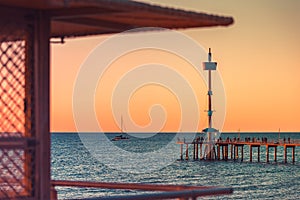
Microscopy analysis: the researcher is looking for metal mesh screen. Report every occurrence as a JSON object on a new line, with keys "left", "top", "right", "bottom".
{"left": 0, "top": 22, "right": 35, "bottom": 199}
{"left": 0, "top": 40, "right": 26, "bottom": 135}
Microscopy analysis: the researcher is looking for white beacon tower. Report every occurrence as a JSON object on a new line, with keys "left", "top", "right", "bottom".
{"left": 202, "top": 48, "right": 219, "bottom": 160}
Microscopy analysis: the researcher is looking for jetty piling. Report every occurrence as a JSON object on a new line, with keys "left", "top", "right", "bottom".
{"left": 185, "top": 144, "right": 189, "bottom": 160}
{"left": 180, "top": 144, "right": 183, "bottom": 160}
{"left": 193, "top": 143, "right": 196, "bottom": 160}
{"left": 217, "top": 145, "right": 220, "bottom": 160}
{"left": 196, "top": 143, "right": 199, "bottom": 160}
{"left": 200, "top": 143, "right": 203, "bottom": 159}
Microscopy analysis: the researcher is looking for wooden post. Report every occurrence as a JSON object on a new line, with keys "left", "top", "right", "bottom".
{"left": 234, "top": 146, "right": 236, "bottom": 160}
{"left": 193, "top": 143, "right": 195, "bottom": 160}
{"left": 241, "top": 145, "right": 244, "bottom": 162}
{"left": 232, "top": 145, "right": 235, "bottom": 160}
{"left": 221, "top": 146, "right": 224, "bottom": 160}
{"left": 217, "top": 145, "right": 220, "bottom": 160}
{"left": 185, "top": 144, "right": 189, "bottom": 160}
{"left": 230, "top": 144, "right": 233, "bottom": 160}
{"left": 196, "top": 143, "right": 199, "bottom": 160}
{"left": 50, "top": 185, "right": 58, "bottom": 200}
{"left": 235, "top": 145, "right": 239, "bottom": 160}
{"left": 200, "top": 143, "right": 202, "bottom": 159}
{"left": 213, "top": 146, "right": 217, "bottom": 160}
{"left": 266, "top": 145, "right": 269, "bottom": 163}
{"left": 274, "top": 146, "right": 277, "bottom": 162}
{"left": 257, "top": 146, "right": 260, "bottom": 162}
{"left": 225, "top": 145, "right": 228, "bottom": 160}
{"left": 292, "top": 146, "right": 295, "bottom": 163}
{"left": 34, "top": 12, "right": 51, "bottom": 200}
{"left": 284, "top": 145, "right": 287, "bottom": 163}
{"left": 250, "top": 145, "right": 252, "bottom": 162}
{"left": 180, "top": 144, "right": 183, "bottom": 160}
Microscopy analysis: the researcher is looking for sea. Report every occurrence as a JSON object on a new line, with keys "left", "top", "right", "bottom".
{"left": 51, "top": 132, "right": 300, "bottom": 199}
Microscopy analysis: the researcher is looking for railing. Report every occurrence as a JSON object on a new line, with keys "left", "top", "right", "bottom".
{"left": 177, "top": 138, "right": 300, "bottom": 145}
{"left": 51, "top": 180, "right": 233, "bottom": 200}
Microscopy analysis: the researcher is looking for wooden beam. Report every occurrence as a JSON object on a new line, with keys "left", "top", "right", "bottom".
{"left": 33, "top": 11, "right": 50, "bottom": 200}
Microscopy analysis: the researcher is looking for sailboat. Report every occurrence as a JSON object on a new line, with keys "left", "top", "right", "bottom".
{"left": 111, "top": 116, "right": 129, "bottom": 141}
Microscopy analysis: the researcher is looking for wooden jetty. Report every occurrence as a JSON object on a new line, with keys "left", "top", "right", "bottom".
{"left": 177, "top": 137, "right": 300, "bottom": 163}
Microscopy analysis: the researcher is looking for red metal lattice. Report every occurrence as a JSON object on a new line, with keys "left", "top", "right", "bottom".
{"left": 0, "top": 41, "right": 26, "bottom": 136}
{"left": 0, "top": 25, "right": 34, "bottom": 199}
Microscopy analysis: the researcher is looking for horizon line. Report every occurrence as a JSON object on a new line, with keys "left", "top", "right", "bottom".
{"left": 51, "top": 131, "right": 300, "bottom": 134}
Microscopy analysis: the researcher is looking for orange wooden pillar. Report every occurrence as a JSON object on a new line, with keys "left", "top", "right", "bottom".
{"left": 266, "top": 145, "right": 269, "bottom": 163}
{"left": 200, "top": 143, "right": 203, "bottom": 159}
{"left": 249, "top": 145, "right": 252, "bottom": 162}
{"left": 185, "top": 144, "right": 189, "bottom": 160}
{"left": 180, "top": 144, "right": 183, "bottom": 160}
{"left": 235, "top": 145, "right": 238, "bottom": 160}
{"left": 241, "top": 145, "right": 244, "bottom": 162}
{"left": 230, "top": 144, "right": 233, "bottom": 160}
{"left": 274, "top": 146, "right": 277, "bottom": 162}
{"left": 284, "top": 145, "right": 287, "bottom": 163}
{"left": 217, "top": 145, "right": 221, "bottom": 160}
{"left": 292, "top": 146, "right": 295, "bottom": 163}
{"left": 196, "top": 143, "right": 199, "bottom": 160}
{"left": 193, "top": 143, "right": 196, "bottom": 160}
{"left": 257, "top": 146, "right": 260, "bottom": 162}
{"left": 225, "top": 145, "right": 229, "bottom": 160}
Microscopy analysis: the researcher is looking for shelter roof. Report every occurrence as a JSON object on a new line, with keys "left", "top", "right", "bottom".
{"left": 0, "top": 0, "right": 234, "bottom": 38}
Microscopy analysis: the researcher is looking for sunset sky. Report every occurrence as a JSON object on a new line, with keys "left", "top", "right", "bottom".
{"left": 51, "top": 0, "right": 300, "bottom": 132}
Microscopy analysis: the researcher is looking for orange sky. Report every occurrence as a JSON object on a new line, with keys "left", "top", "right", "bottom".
{"left": 51, "top": 0, "right": 300, "bottom": 132}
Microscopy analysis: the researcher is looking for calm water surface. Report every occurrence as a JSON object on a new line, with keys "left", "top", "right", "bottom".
{"left": 51, "top": 132, "right": 300, "bottom": 199}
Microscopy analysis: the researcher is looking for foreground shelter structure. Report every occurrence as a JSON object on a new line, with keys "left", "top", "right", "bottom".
{"left": 0, "top": 0, "right": 233, "bottom": 199}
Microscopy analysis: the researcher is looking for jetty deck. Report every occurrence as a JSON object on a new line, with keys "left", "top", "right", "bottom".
{"left": 177, "top": 138, "right": 300, "bottom": 163}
